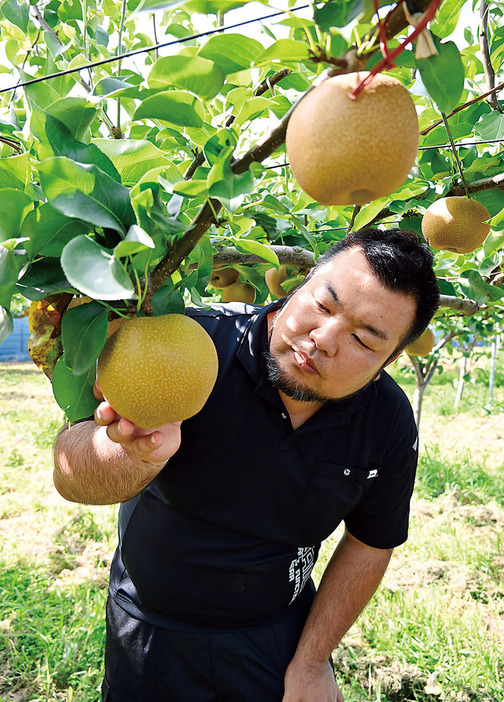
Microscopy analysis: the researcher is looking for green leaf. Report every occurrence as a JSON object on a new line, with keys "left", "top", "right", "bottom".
{"left": 152, "top": 286, "right": 185, "bottom": 315}
{"left": 458, "top": 270, "right": 504, "bottom": 304}
{"left": 198, "top": 34, "right": 263, "bottom": 73}
{"left": 92, "top": 138, "right": 178, "bottom": 187}
{"left": 314, "top": 0, "right": 364, "bottom": 31}
{"left": 61, "top": 301, "right": 108, "bottom": 375}
{"left": 0, "top": 246, "right": 18, "bottom": 286}
{"left": 94, "top": 77, "right": 135, "bottom": 97}
{"left": 229, "top": 237, "right": 280, "bottom": 267}
{"left": 148, "top": 55, "right": 225, "bottom": 100}
{"left": 46, "top": 98, "right": 98, "bottom": 141}
{"left": 203, "top": 129, "right": 236, "bottom": 166}
{"left": 52, "top": 356, "right": 99, "bottom": 422}
{"left": 184, "top": 0, "right": 249, "bottom": 13}
{"left": 17, "top": 257, "right": 72, "bottom": 300}
{"left": 0, "top": 189, "right": 33, "bottom": 243}
{"left": 254, "top": 39, "right": 310, "bottom": 66}
{"left": 430, "top": 0, "right": 465, "bottom": 39}
{"left": 0, "top": 152, "right": 30, "bottom": 190}
{"left": 45, "top": 115, "right": 121, "bottom": 182}
{"left": 172, "top": 179, "right": 209, "bottom": 198}
{"left": 21, "top": 204, "right": 90, "bottom": 258}
{"left": 133, "top": 90, "right": 205, "bottom": 128}
{"left": 114, "top": 225, "right": 155, "bottom": 257}
{"left": 2, "top": 0, "right": 29, "bottom": 32}
{"left": 234, "top": 96, "right": 273, "bottom": 125}
{"left": 44, "top": 29, "right": 67, "bottom": 58}
{"left": 136, "top": 0, "right": 185, "bottom": 11}
{"left": 416, "top": 39, "right": 465, "bottom": 114}
{"left": 0, "top": 306, "right": 13, "bottom": 345}
{"left": 61, "top": 235, "right": 136, "bottom": 300}
{"left": 474, "top": 112, "right": 504, "bottom": 141}
{"left": 352, "top": 197, "right": 389, "bottom": 229}
{"left": 38, "top": 157, "right": 136, "bottom": 235}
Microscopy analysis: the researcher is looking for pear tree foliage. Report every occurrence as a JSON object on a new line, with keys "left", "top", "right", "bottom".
{"left": 0, "top": 0, "right": 503, "bottom": 419}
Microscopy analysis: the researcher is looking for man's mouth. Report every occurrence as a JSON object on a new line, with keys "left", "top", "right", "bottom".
{"left": 293, "top": 348, "right": 320, "bottom": 375}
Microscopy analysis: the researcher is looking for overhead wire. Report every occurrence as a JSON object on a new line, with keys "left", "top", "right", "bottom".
{"left": 0, "top": 3, "right": 310, "bottom": 95}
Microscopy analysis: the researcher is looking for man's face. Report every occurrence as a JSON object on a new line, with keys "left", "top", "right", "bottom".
{"left": 267, "top": 247, "right": 417, "bottom": 403}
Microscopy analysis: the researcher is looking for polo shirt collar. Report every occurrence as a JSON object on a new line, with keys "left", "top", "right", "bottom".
{"left": 236, "top": 301, "right": 379, "bottom": 429}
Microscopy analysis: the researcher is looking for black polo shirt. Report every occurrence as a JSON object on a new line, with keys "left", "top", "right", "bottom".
{"left": 110, "top": 302, "right": 418, "bottom": 629}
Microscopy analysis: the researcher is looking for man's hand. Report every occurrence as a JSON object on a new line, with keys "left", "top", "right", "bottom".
{"left": 282, "top": 656, "right": 343, "bottom": 702}
{"left": 94, "top": 382, "right": 182, "bottom": 466}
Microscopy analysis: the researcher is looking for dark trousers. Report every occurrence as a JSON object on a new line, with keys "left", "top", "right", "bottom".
{"left": 102, "top": 590, "right": 315, "bottom": 702}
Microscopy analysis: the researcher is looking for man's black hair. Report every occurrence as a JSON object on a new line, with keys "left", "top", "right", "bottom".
{"left": 311, "top": 227, "right": 439, "bottom": 350}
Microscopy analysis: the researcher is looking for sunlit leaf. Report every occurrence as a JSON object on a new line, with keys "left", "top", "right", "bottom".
{"left": 45, "top": 115, "right": 121, "bottom": 181}
{"left": 46, "top": 98, "right": 98, "bottom": 141}
{"left": 254, "top": 39, "right": 310, "bottom": 66}
{"left": 474, "top": 112, "right": 504, "bottom": 141}
{"left": 148, "top": 55, "right": 225, "bottom": 100}
{"left": 38, "top": 157, "right": 136, "bottom": 235}
{"left": 230, "top": 237, "right": 279, "bottom": 266}
{"left": 133, "top": 90, "right": 206, "bottom": 128}
{"left": 198, "top": 33, "right": 263, "bottom": 73}
{"left": 114, "top": 225, "right": 155, "bottom": 257}
{"left": 2, "top": 0, "right": 29, "bottom": 32}
{"left": 416, "top": 39, "right": 464, "bottom": 114}
{"left": 0, "top": 152, "right": 30, "bottom": 190}
{"left": 61, "top": 235, "right": 136, "bottom": 300}
{"left": 458, "top": 270, "right": 504, "bottom": 303}
{"left": 0, "top": 189, "right": 33, "bottom": 243}
{"left": 92, "top": 138, "right": 177, "bottom": 186}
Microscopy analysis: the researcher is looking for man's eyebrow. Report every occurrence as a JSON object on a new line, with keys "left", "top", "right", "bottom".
{"left": 324, "top": 280, "right": 389, "bottom": 341}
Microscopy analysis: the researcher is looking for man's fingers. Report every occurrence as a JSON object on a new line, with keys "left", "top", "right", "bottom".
{"left": 94, "top": 401, "right": 117, "bottom": 426}
{"left": 106, "top": 417, "right": 136, "bottom": 444}
{"left": 93, "top": 380, "right": 104, "bottom": 401}
{"left": 132, "top": 432, "right": 162, "bottom": 457}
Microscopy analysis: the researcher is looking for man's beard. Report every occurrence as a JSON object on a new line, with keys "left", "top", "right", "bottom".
{"left": 265, "top": 350, "right": 378, "bottom": 405}
{"left": 265, "top": 351, "right": 334, "bottom": 403}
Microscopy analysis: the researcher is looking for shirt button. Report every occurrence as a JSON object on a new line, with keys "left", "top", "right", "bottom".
{"left": 281, "top": 412, "right": 287, "bottom": 419}
{"left": 344, "top": 469, "right": 351, "bottom": 476}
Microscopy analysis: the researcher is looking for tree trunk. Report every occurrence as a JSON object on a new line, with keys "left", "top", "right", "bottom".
{"left": 454, "top": 354, "right": 469, "bottom": 409}
{"left": 489, "top": 335, "right": 500, "bottom": 406}
{"left": 412, "top": 377, "right": 426, "bottom": 429}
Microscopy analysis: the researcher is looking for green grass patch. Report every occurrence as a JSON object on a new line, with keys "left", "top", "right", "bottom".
{"left": 0, "top": 362, "right": 503, "bottom": 701}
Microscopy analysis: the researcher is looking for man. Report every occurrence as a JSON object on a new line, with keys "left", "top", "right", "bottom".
{"left": 53, "top": 227, "right": 439, "bottom": 702}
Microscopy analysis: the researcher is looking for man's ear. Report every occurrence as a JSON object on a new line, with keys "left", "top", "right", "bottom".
{"left": 384, "top": 350, "right": 403, "bottom": 368}
{"left": 374, "top": 350, "right": 403, "bottom": 380}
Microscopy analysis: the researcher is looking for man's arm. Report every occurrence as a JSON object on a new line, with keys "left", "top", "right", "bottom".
{"left": 283, "top": 529, "right": 393, "bottom": 702}
{"left": 53, "top": 396, "right": 182, "bottom": 505}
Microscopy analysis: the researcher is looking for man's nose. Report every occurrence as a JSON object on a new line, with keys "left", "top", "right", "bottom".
{"left": 309, "top": 318, "right": 341, "bottom": 356}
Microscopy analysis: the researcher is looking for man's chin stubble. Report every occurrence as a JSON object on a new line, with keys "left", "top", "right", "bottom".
{"left": 265, "top": 351, "right": 334, "bottom": 404}
{"left": 264, "top": 351, "right": 377, "bottom": 405}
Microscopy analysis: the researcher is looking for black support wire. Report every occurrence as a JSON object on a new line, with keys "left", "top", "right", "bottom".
{"left": 1, "top": 3, "right": 310, "bottom": 95}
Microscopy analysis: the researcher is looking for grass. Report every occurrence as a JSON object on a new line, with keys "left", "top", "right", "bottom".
{"left": 0, "top": 359, "right": 503, "bottom": 701}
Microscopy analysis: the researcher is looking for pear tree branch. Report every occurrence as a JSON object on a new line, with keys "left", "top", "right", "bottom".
{"left": 212, "top": 249, "right": 482, "bottom": 316}
{"left": 147, "top": 0, "right": 444, "bottom": 301}
{"left": 364, "top": 171, "right": 504, "bottom": 227}
{"left": 480, "top": 1, "right": 502, "bottom": 112}
{"left": 213, "top": 245, "right": 315, "bottom": 273}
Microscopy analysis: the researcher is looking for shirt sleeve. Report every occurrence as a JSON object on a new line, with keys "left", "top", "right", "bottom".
{"left": 344, "top": 399, "right": 419, "bottom": 550}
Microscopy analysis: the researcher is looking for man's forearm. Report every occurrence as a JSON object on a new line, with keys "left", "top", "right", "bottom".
{"left": 295, "top": 530, "right": 392, "bottom": 663}
{"left": 53, "top": 421, "right": 165, "bottom": 505}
